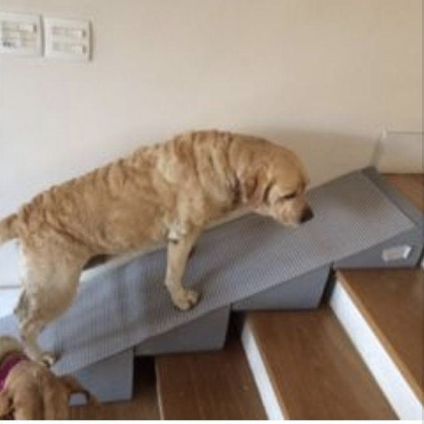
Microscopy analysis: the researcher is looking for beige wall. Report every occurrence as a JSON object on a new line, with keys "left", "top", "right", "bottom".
{"left": 0, "top": 0, "right": 422, "bottom": 290}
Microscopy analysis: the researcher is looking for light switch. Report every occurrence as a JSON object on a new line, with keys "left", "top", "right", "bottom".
{"left": 44, "top": 17, "right": 91, "bottom": 62}
{"left": 0, "top": 12, "right": 42, "bottom": 56}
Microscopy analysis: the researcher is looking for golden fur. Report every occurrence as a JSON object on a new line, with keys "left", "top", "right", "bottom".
{"left": 0, "top": 130, "right": 312, "bottom": 365}
{"left": 0, "top": 336, "right": 96, "bottom": 419}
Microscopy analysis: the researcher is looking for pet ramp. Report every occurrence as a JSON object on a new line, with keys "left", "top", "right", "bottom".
{"left": 0, "top": 167, "right": 422, "bottom": 403}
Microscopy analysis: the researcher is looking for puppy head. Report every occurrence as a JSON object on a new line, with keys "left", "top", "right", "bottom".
{"left": 240, "top": 146, "right": 313, "bottom": 228}
{"left": 0, "top": 337, "right": 22, "bottom": 360}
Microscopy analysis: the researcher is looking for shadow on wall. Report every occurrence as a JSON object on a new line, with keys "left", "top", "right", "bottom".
{"left": 0, "top": 127, "right": 376, "bottom": 213}
{"left": 236, "top": 128, "right": 376, "bottom": 187}
{"left": 4, "top": 127, "right": 376, "bottom": 198}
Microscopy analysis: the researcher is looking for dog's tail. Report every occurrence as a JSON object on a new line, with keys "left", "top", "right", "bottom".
{"left": 0, "top": 214, "right": 19, "bottom": 245}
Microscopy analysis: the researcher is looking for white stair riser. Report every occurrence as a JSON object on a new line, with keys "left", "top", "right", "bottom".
{"left": 241, "top": 322, "right": 285, "bottom": 420}
{"left": 330, "top": 281, "right": 423, "bottom": 419}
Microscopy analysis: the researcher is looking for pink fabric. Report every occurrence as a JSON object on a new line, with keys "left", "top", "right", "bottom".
{"left": 0, "top": 353, "right": 26, "bottom": 392}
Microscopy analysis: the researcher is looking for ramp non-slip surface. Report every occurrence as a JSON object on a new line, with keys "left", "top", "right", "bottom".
{"left": 0, "top": 169, "right": 420, "bottom": 375}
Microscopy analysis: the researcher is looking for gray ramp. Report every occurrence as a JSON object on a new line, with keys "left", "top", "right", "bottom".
{"left": 135, "top": 306, "right": 230, "bottom": 356}
{"left": 334, "top": 168, "right": 423, "bottom": 268}
{"left": 0, "top": 168, "right": 420, "bottom": 378}
{"left": 233, "top": 265, "right": 331, "bottom": 311}
{"left": 70, "top": 348, "right": 134, "bottom": 405}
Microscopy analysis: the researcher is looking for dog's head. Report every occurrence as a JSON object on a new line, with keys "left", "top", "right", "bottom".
{"left": 0, "top": 336, "right": 22, "bottom": 360}
{"left": 238, "top": 143, "right": 313, "bottom": 228}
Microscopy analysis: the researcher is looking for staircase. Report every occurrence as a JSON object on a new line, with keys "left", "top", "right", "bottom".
{"left": 155, "top": 328, "right": 266, "bottom": 420}
{"left": 71, "top": 174, "right": 423, "bottom": 420}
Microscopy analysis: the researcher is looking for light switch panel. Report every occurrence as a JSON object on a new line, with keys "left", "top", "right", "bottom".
{"left": 44, "top": 17, "right": 91, "bottom": 62}
{"left": 0, "top": 12, "right": 42, "bottom": 56}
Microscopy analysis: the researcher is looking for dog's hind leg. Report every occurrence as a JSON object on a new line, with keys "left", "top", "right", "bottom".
{"left": 19, "top": 318, "right": 56, "bottom": 367}
{"left": 17, "top": 246, "right": 85, "bottom": 366}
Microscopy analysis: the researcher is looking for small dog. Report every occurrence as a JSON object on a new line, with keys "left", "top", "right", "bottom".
{"left": 0, "top": 336, "right": 96, "bottom": 419}
{"left": 0, "top": 130, "right": 313, "bottom": 365}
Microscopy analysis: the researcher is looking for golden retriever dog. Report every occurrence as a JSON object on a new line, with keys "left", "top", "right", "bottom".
{"left": 0, "top": 130, "right": 313, "bottom": 365}
{"left": 0, "top": 336, "right": 96, "bottom": 419}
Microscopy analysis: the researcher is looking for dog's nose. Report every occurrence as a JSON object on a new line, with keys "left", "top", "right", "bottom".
{"left": 300, "top": 207, "right": 314, "bottom": 224}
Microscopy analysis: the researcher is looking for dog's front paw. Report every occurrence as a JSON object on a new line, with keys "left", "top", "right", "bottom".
{"left": 39, "top": 351, "right": 57, "bottom": 368}
{"left": 172, "top": 289, "right": 200, "bottom": 311}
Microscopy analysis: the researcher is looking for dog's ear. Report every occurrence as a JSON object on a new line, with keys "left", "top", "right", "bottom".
{"left": 0, "top": 390, "right": 13, "bottom": 418}
{"left": 240, "top": 169, "right": 270, "bottom": 208}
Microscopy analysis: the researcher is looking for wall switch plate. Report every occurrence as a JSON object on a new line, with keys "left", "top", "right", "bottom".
{"left": 0, "top": 12, "right": 42, "bottom": 56}
{"left": 44, "top": 17, "right": 91, "bottom": 62}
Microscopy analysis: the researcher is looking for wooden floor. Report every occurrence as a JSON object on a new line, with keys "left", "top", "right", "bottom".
{"left": 384, "top": 174, "right": 424, "bottom": 212}
{"left": 247, "top": 308, "right": 396, "bottom": 419}
{"left": 156, "top": 333, "right": 266, "bottom": 420}
{"left": 70, "top": 358, "right": 160, "bottom": 420}
{"left": 338, "top": 270, "right": 424, "bottom": 403}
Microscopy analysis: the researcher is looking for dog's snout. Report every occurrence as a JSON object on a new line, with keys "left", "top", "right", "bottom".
{"left": 300, "top": 207, "right": 314, "bottom": 224}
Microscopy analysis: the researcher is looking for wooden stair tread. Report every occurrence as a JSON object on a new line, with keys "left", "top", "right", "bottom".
{"left": 71, "top": 358, "right": 160, "bottom": 419}
{"left": 247, "top": 308, "right": 397, "bottom": 419}
{"left": 384, "top": 174, "right": 424, "bottom": 213}
{"left": 338, "top": 269, "right": 424, "bottom": 402}
{"left": 156, "top": 335, "right": 266, "bottom": 420}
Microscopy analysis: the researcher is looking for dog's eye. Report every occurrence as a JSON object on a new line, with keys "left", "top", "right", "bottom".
{"left": 281, "top": 192, "right": 297, "bottom": 201}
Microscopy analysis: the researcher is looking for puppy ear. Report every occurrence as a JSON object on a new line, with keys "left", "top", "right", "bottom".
{"left": 0, "top": 390, "right": 13, "bottom": 418}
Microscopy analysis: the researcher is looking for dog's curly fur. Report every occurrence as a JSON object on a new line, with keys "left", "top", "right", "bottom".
{"left": 0, "top": 130, "right": 312, "bottom": 365}
{"left": 0, "top": 336, "right": 96, "bottom": 419}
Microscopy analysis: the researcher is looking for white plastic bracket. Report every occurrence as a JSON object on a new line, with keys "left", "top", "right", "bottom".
{"left": 382, "top": 245, "right": 412, "bottom": 262}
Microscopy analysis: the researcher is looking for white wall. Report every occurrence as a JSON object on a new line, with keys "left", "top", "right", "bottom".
{"left": 0, "top": 0, "right": 422, "bottom": 297}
